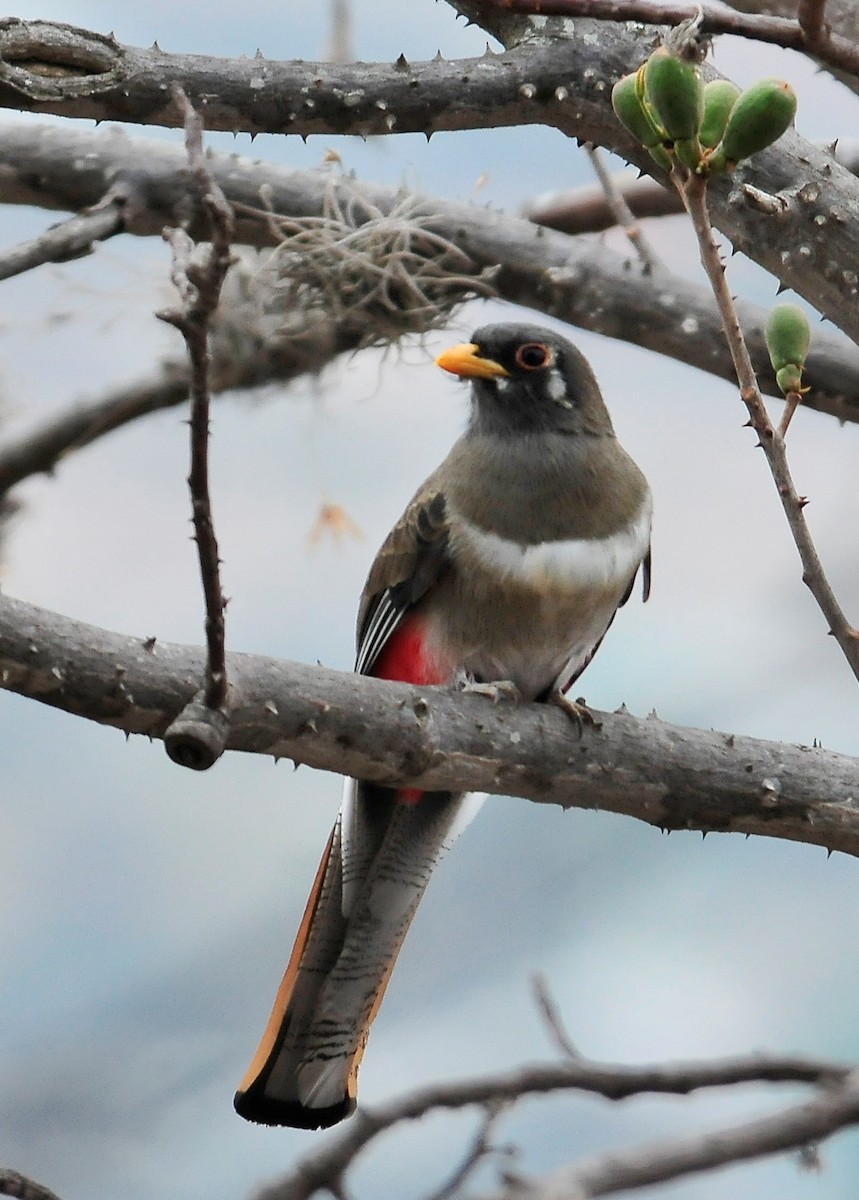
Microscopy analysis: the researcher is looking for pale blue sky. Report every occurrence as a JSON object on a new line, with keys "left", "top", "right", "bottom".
{"left": 1, "top": 5, "right": 858, "bottom": 1200}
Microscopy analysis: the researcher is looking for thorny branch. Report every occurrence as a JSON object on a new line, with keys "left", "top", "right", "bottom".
{"left": 488, "top": 0, "right": 859, "bottom": 77}
{"left": 676, "top": 170, "right": 859, "bottom": 683}
{"left": 0, "top": 124, "right": 856, "bottom": 447}
{"left": 3, "top": 590, "right": 859, "bottom": 858}
{"left": 157, "top": 87, "right": 235, "bottom": 763}
{"left": 1, "top": 18, "right": 859, "bottom": 350}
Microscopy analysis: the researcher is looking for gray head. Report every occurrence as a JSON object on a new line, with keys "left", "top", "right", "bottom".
{"left": 436, "top": 323, "right": 614, "bottom": 438}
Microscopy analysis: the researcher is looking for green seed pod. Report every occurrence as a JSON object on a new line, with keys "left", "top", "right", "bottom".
{"left": 765, "top": 303, "right": 811, "bottom": 372}
{"left": 643, "top": 47, "right": 704, "bottom": 142}
{"left": 612, "top": 71, "right": 666, "bottom": 148}
{"left": 718, "top": 79, "right": 797, "bottom": 165}
{"left": 699, "top": 80, "right": 741, "bottom": 148}
{"left": 611, "top": 71, "right": 674, "bottom": 169}
{"left": 776, "top": 364, "right": 804, "bottom": 394}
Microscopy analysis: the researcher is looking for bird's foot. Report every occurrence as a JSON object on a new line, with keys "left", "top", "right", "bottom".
{"left": 548, "top": 690, "right": 602, "bottom": 735}
{"left": 457, "top": 675, "right": 523, "bottom": 705}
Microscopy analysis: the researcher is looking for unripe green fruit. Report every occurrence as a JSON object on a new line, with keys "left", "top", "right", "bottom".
{"left": 611, "top": 71, "right": 674, "bottom": 169}
{"left": 643, "top": 47, "right": 703, "bottom": 142}
{"left": 765, "top": 303, "right": 811, "bottom": 372}
{"left": 699, "top": 80, "right": 740, "bottom": 149}
{"left": 612, "top": 72, "right": 665, "bottom": 147}
{"left": 718, "top": 78, "right": 797, "bottom": 165}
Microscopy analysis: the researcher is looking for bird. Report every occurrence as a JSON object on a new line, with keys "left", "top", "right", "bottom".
{"left": 233, "top": 322, "right": 652, "bottom": 1129}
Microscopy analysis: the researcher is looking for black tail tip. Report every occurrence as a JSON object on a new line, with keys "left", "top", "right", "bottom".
{"left": 233, "top": 1087, "right": 356, "bottom": 1130}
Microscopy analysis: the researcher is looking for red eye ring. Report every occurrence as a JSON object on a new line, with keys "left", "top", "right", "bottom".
{"left": 514, "top": 342, "right": 552, "bottom": 371}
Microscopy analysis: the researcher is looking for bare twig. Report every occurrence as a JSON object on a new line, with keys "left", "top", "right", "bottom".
{"left": 583, "top": 145, "right": 662, "bottom": 272}
{"left": 798, "top": 0, "right": 829, "bottom": 49}
{"left": 493, "top": 1067, "right": 859, "bottom": 1198}
{"left": 532, "top": 973, "right": 581, "bottom": 1060}
{"left": 523, "top": 177, "right": 680, "bottom": 233}
{"left": 486, "top": 0, "right": 859, "bottom": 78}
{"left": 677, "top": 170, "right": 859, "bottom": 681}
{"left": 158, "top": 87, "right": 235, "bottom": 764}
{"left": 0, "top": 199, "right": 123, "bottom": 282}
{"left": 778, "top": 388, "right": 803, "bottom": 437}
{"left": 252, "top": 1052, "right": 852, "bottom": 1200}
{"left": 423, "top": 1105, "right": 511, "bottom": 1200}
{"left": 0, "top": 309, "right": 368, "bottom": 501}
{"left": 0, "top": 368, "right": 191, "bottom": 497}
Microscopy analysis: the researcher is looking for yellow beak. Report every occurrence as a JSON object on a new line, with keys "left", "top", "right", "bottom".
{"left": 435, "top": 342, "right": 511, "bottom": 380}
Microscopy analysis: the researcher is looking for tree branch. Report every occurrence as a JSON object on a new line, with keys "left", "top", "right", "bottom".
{"left": 524, "top": 137, "right": 859, "bottom": 230}
{"left": 251, "top": 1052, "right": 853, "bottom": 1200}
{"left": 486, "top": 0, "right": 859, "bottom": 77}
{"left": 724, "top": 0, "right": 859, "bottom": 96}
{"left": 492, "top": 1069, "right": 859, "bottom": 1197}
{"left": 0, "top": 1169, "right": 63, "bottom": 1200}
{"left": 0, "top": 123, "right": 857, "bottom": 435}
{"left": 0, "top": 316, "right": 364, "bottom": 499}
{"left": 798, "top": 0, "right": 830, "bottom": 50}
{"left": 156, "top": 87, "right": 235, "bottom": 756}
{"left": 583, "top": 143, "right": 662, "bottom": 272}
{"left": 2, "top": 590, "right": 859, "bottom": 856}
{"left": 0, "top": 197, "right": 124, "bottom": 281}
{"left": 2, "top": 19, "right": 859, "bottom": 348}
{"left": 678, "top": 172, "right": 859, "bottom": 681}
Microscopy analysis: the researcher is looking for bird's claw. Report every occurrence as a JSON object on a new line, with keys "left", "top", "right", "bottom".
{"left": 457, "top": 676, "right": 523, "bottom": 705}
{"left": 548, "top": 691, "right": 601, "bottom": 735}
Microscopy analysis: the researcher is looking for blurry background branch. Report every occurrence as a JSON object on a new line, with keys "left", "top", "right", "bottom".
{"left": 523, "top": 137, "right": 859, "bottom": 231}
{"left": 255, "top": 1050, "right": 858, "bottom": 1200}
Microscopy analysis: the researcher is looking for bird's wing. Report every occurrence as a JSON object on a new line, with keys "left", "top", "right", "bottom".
{"left": 355, "top": 486, "right": 450, "bottom": 675}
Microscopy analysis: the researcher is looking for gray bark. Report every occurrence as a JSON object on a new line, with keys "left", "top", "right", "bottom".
{"left": 0, "top": 122, "right": 857, "bottom": 435}
{"left": 0, "top": 18, "right": 857, "bottom": 345}
{"left": 2, "top": 590, "right": 858, "bottom": 857}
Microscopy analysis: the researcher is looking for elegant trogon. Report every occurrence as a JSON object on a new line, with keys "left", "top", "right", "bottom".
{"left": 234, "top": 323, "right": 652, "bottom": 1129}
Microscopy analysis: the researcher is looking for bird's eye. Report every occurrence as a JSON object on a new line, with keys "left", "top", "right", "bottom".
{"left": 514, "top": 342, "right": 553, "bottom": 371}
